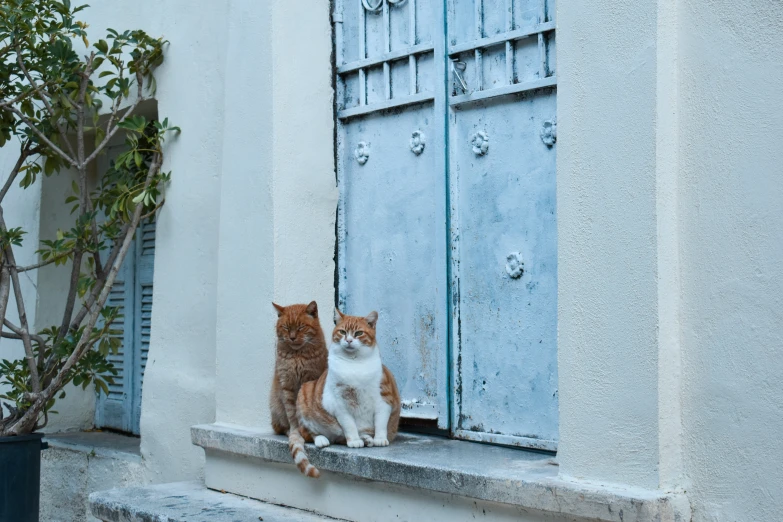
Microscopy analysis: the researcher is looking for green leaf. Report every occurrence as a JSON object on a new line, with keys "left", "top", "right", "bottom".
{"left": 44, "top": 156, "right": 58, "bottom": 176}
{"left": 96, "top": 379, "right": 109, "bottom": 397}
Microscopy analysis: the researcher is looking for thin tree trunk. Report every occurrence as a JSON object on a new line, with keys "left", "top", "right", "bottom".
{"left": 0, "top": 266, "right": 10, "bottom": 348}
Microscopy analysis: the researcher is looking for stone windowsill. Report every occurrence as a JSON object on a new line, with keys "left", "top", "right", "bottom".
{"left": 44, "top": 430, "right": 141, "bottom": 462}
{"left": 191, "top": 423, "right": 690, "bottom": 522}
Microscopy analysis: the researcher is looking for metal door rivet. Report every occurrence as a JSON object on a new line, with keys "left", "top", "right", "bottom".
{"left": 410, "top": 130, "right": 426, "bottom": 155}
{"left": 355, "top": 141, "right": 370, "bottom": 165}
{"left": 541, "top": 119, "right": 556, "bottom": 147}
{"left": 471, "top": 131, "right": 489, "bottom": 156}
{"left": 505, "top": 252, "right": 524, "bottom": 279}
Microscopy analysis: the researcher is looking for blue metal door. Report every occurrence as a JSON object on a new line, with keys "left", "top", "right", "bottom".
{"left": 335, "top": 0, "right": 557, "bottom": 449}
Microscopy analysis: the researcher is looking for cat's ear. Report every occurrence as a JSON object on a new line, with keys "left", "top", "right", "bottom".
{"left": 305, "top": 301, "right": 318, "bottom": 318}
{"left": 334, "top": 308, "right": 345, "bottom": 324}
{"left": 365, "top": 311, "right": 378, "bottom": 329}
{"left": 272, "top": 302, "right": 285, "bottom": 317}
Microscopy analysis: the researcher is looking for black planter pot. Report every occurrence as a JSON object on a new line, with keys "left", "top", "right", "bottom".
{"left": 0, "top": 433, "right": 48, "bottom": 522}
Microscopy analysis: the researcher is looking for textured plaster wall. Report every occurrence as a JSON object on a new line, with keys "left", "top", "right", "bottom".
{"left": 678, "top": 1, "right": 783, "bottom": 520}
{"left": 214, "top": 0, "right": 337, "bottom": 427}
{"left": 556, "top": 0, "right": 661, "bottom": 489}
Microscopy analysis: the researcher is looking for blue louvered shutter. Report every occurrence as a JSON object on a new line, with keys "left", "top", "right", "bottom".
{"left": 94, "top": 246, "right": 136, "bottom": 432}
{"left": 131, "top": 218, "right": 155, "bottom": 434}
{"left": 94, "top": 218, "right": 156, "bottom": 435}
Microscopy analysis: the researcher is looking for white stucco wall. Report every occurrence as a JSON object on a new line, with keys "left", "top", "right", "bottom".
{"left": 678, "top": 1, "right": 783, "bottom": 520}
{"left": 70, "top": 0, "right": 228, "bottom": 481}
{"left": 556, "top": 0, "right": 662, "bottom": 490}
{"left": 214, "top": 0, "right": 337, "bottom": 429}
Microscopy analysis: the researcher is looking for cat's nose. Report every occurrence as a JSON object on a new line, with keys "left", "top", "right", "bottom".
{"left": 289, "top": 333, "right": 296, "bottom": 341}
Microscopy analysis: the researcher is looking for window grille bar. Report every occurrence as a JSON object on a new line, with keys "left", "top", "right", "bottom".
{"left": 448, "top": 21, "right": 554, "bottom": 55}
{"left": 475, "top": 0, "right": 483, "bottom": 91}
{"left": 409, "top": 0, "right": 417, "bottom": 95}
{"left": 359, "top": 0, "right": 367, "bottom": 105}
{"left": 538, "top": 0, "right": 547, "bottom": 78}
{"left": 505, "top": 0, "right": 513, "bottom": 84}
{"left": 338, "top": 43, "right": 434, "bottom": 74}
{"left": 383, "top": 0, "right": 391, "bottom": 99}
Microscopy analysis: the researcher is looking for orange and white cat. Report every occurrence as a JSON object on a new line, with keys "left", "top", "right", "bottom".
{"left": 291, "top": 308, "right": 401, "bottom": 477}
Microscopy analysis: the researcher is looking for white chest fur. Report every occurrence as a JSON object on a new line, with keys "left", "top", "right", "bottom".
{"left": 323, "top": 348, "right": 383, "bottom": 431}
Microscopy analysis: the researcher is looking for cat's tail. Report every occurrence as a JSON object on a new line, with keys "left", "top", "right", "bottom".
{"left": 289, "top": 430, "right": 320, "bottom": 478}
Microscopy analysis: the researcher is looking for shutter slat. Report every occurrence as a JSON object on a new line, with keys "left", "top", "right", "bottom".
{"left": 139, "top": 284, "right": 153, "bottom": 384}
{"left": 140, "top": 220, "right": 156, "bottom": 257}
{"left": 105, "top": 280, "right": 126, "bottom": 400}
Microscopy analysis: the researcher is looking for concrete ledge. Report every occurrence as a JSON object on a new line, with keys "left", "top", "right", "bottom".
{"left": 89, "top": 481, "right": 344, "bottom": 522}
{"left": 192, "top": 423, "right": 690, "bottom": 522}
{"left": 45, "top": 431, "right": 141, "bottom": 463}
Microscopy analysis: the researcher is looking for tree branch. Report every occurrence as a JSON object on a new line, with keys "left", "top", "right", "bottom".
{"left": 0, "top": 82, "right": 52, "bottom": 109}
{"left": 0, "top": 141, "right": 33, "bottom": 203}
{"left": 69, "top": 223, "right": 128, "bottom": 331}
{"left": 82, "top": 69, "right": 145, "bottom": 166}
{"left": 2, "top": 320, "right": 46, "bottom": 346}
{"left": 55, "top": 57, "right": 98, "bottom": 341}
{"left": 0, "top": 266, "right": 10, "bottom": 349}
{"left": 0, "top": 211, "right": 41, "bottom": 393}
{"left": 15, "top": 249, "right": 74, "bottom": 272}
{"left": 56, "top": 249, "right": 83, "bottom": 341}
{"left": 139, "top": 200, "right": 164, "bottom": 221}
{"left": 1, "top": 105, "right": 77, "bottom": 168}
{"left": 14, "top": 40, "right": 77, "bottom": 159}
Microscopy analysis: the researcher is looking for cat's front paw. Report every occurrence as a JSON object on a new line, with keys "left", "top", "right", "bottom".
{"left": 314, "top": 435, "right": 330, "bottom": 448}
{"left": 372, "top": 437, "right": 389, "bottom": 447}
{"left": 346, "top": 438, "right": 365, "bottom": 448}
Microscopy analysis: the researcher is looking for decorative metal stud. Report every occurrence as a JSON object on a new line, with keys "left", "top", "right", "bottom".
{"left": 505, "top": 252, "right": 524, "bottom": 279}
{"left": 355, "top": 141, "right": 370, "bottom": 165}
{"left": 410, "top": 130, "right": 426, "bottom": 155}
{"left": 541, "top": 118, "right": 557, "bottom": 147}
{"left": 471, "top": 131, "right": 489, "bottom": 156}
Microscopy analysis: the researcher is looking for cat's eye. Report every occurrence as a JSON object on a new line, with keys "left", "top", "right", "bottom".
{"left": 282, "top": 326, "right": 289, "bottom": 331}
{"left": 338, "top": 330, "right": 346, "bottom": 336}
{"left": 355, "top": 331, "right": 364, "bottom": 337}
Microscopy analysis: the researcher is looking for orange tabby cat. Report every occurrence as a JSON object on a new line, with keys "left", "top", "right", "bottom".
{"left": 291, "top": 308, "right": 401, "bottom": 478}
{"left": 270, "top": 301, "right": 328, "bottom": 477}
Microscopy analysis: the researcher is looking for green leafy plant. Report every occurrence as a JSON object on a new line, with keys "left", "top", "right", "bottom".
{"left": 0, "top": 0, "right": 178, "bottom": 435}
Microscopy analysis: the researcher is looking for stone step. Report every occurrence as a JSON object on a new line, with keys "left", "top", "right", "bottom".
{"left": 89, "top": 480, "right": 344, "bottom": 522}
